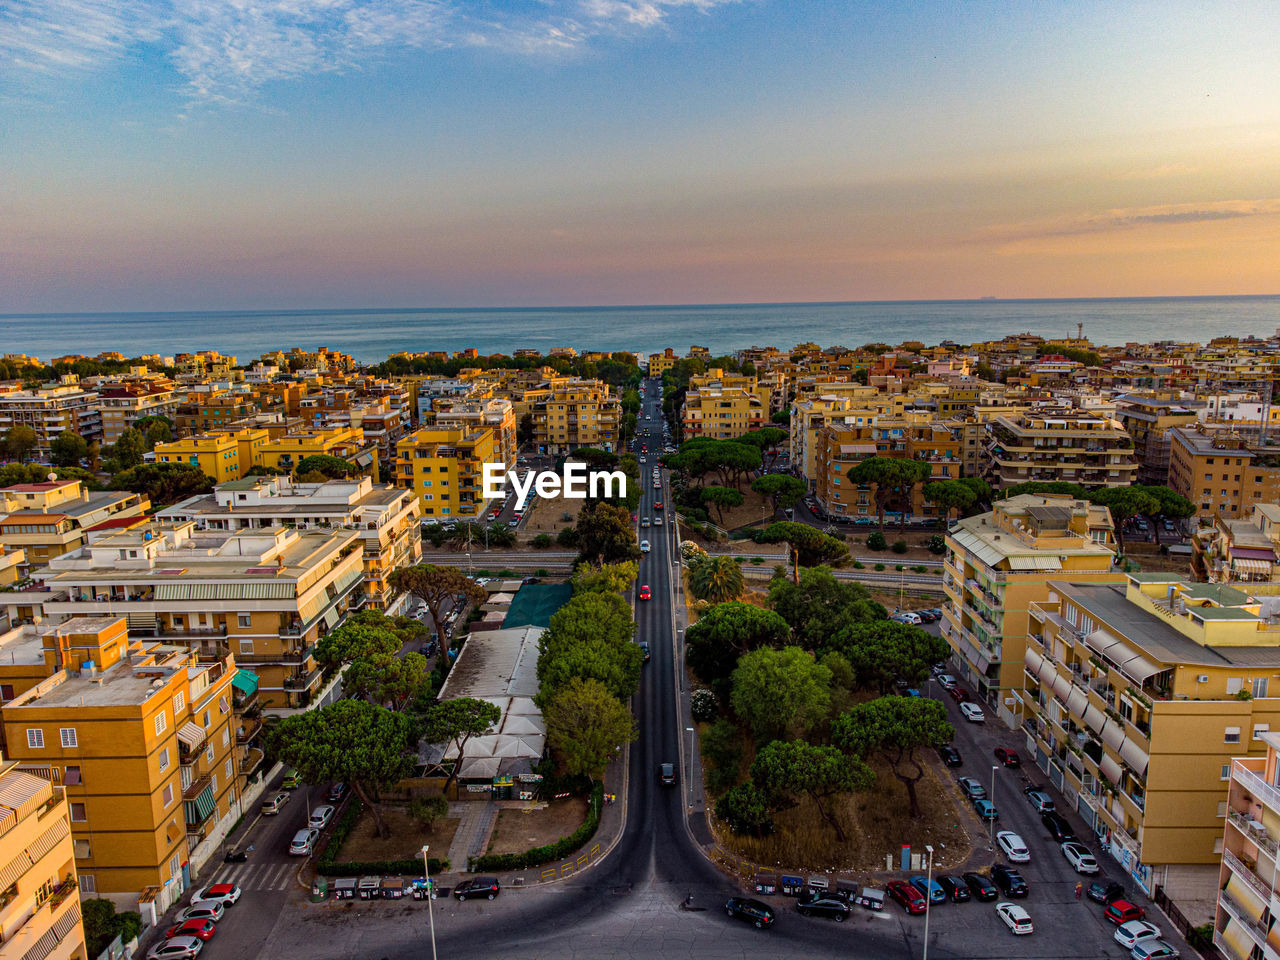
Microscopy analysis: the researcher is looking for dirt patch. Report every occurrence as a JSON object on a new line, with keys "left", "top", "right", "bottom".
{"left": 337, "top": 806, "right": 459, "bottom": 864}
{"left": 707, "top": 490, "right": 776, "bottom": 531}
{"left": 486, "top": 797, "right": 588, "bottom": 855}
{"left": 521, "top": 494, "right": 583, "bottom": 539}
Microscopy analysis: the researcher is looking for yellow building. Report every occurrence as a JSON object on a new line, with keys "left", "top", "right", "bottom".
{"left": 433, "top": 399, "right": 518, "bottom": 471}
{"left": 1113, "top": 393, "right": 1200, "bottom": 486}
{"left": 943, "top": 494, "right": 1121, "bottom": 714}
{"left": 0, "top": 762, "right": 86, "bottom": 960}
{"left": 95, "top": 375, "right": 180, "bottom": 445}
{"left": 256, "top": 427, "right": 380, "bottom": 482}
{"left": 153, "top": 428, "right": 268, "bottom": 483}
{"left": 647, "top": 349, "right": 678, "bottom": 377}
{"left": 1169, "top": 427, "right": 1280, "bottom": 520}
{"left": 524, "top": 378, "right": 620, "bottom": 454}
{"left": 3, "top": 617, "right": 241, "bottom": 912}
{"left": 1021, "top": 575, "right": 1280, "bottom": 910}
{"left": 1194, "top": 504, "right": 1280, "bottom": 585}
{"left": 1215, "top": 731, "right": 1280, "bottom": 960}
{"left": 396, "top": 427, "right": 499, "bottom": 520}
{"left": 0, "top": 480, "right": 150, "bottom": 576}
{"left": 680, "top": 369, "right": 771, "bottom": 441}
{"left": 984, "top": 412, "right": 1139, "bottom": 489}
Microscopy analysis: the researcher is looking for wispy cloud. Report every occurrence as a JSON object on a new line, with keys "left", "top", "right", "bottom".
{"left": 0, "top": 0, "right": 740, "bottom": 101}
{"left": 980, "top": 199, "right": 1280, "bottom": 243}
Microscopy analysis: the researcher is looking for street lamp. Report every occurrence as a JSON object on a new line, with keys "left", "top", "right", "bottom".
{"left": 421, "top": 844, "right": 438, "bottom": 960}
{"left": 922, "top": 844, "right": 935, "bottom": 960}
{"left": 989, "top": 765, "right": 998, "bottom": 850}
{"left": 685, "top": 726, "right": 695, "bottom": 807}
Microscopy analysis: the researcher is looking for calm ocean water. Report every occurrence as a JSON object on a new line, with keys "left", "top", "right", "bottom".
{"left": 2, "top": 297, "right": 1279, "bottom": 364}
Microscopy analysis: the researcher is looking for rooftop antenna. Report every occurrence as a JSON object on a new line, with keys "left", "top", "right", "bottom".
{"left": 1077, "top": 322, "right": 1083, "bottom": 341}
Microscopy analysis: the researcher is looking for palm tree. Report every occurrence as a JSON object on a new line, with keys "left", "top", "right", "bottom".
{"left": 689, "top": 555, "right": 745, "bottom": 603}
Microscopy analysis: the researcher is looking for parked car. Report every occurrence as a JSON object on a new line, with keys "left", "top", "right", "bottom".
{"left": 261, "top": 792, "right": 289, "bottom": 815}
{"left": 190, "top": 884, "right": 240, "bottom": 907}
{"left": 996, "top": 901, "right": 1034, "bottom": 935}
{"left": 309, "top": 805, "right": 335, "bottom": 830}
{"left": 1041, "top": 811, "right": 1076, "bottom": 842}
{"left": 289, "top": 828, "right": 320, "bottom": 856}
{"left": 1023, "top": 786, "right": 1055, "bottom": 813}
{"left": 938, "top": 745, "right": 962, "bottom": 767}
{"left": 937, "top": 674, "right": 957, "bottom": 690}
{"left": 658, "top": 763, "right": 676, "bottom": 786}
{"left": 639, "top": 585, "right": 651, "bottom": 601}
{"left": 1088, "top": 881, "right": 1127, "bottom": 905}
{"left": 148, "top": 938, "right": 204, "bottom": 960}
{"left": 909, "top": 875, "right": 946, "bottom": 905}
{"left": 796, "top": 893, "right": 851, "bottom": 921}
{"left": 973, "top": 799, "right": 999, "bottom": 821}
{"left": 949, "top": 685, "right": 968, "bottom": 703}
{"left": 1131, "top": 939, "right": 1178, "bottom": 960}
{"left": 454, "top": 877, "right": 501, "bottom": 901}
{"left": 725, "top": 897, "right": 775, "bottom": 929}
{"left": 962, "top": 872, "right": 999, "bottom": 902}
{"left": 281, "top": 768, "right": 302, "bottom": 790}
{"left": 996, "top": 831, "right": 1030, "bottom": 862}
{"left": 990, "top": 865, "right": 1028, "bottom": 898}
{"left": 1062, "top": 841, "right": 1100, "bottom": 875}
{"left": 887, "top": 880, "right": 927, "bottom": 915}
{"left": 938, "top": 875, "right": 971, "bottom": 903}
{"left": 1105, "top": 900, "right": 1146, "bottom": 925}
{"left": 175, "top": 901, "right": 225, "bottom": 924}
{"left": 959, "top": 702, "right": 985, "bottom": 723}
{"left": 896, "top": 611, "right": 923, "bottom": 625}
{"left": 164, "top": 920, "right": 216, "bottom": 942}
{"left": 994, "top": 747, "right": 1020, "bottom": 767}
{"left": 958, "top": 777, "right": 986, "bottom": 801}
{"left": 326, "top": 783, "right": 347, "bottom": 803}
{"left": 1114, "top": 921, "right": 1163, "bottom": 949}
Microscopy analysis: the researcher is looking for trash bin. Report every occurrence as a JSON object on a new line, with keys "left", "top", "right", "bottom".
{"left": 806, "top": 875, "right": 829, "bottom": 895}
{"left": 834, "top": 879, "right": 860, "bottom": 903}
{"left": 310, "top": 878, "right": 328, "bottom": 902}
{"left": 334, "top": 878, "right": 358, "bottom": 900}
{"left": 358, "top": 876, "right": 380, "bottom": 899}
{"left": 753, "top": 873, "right": 777, "bottom": 896}
{"left": 780, "top": 875, "right": 805, "bottom": 897}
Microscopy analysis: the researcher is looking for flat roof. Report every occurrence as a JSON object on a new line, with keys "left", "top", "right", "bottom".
{"left": 10, "top": 646, "right": 195, "bottom": 708}
{"left": 437, "top": 626, "right": 542, "bottom": 701}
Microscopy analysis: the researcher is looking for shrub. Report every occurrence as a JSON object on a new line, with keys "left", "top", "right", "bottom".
{"left": 866, "top": 531, "right": 887, "bottom": 551}
{"left": 531, "top": 533, "right": 553, "bottom": 548}
{"left": 895, "top": 564, "right": 905, "bottom": 571}
{"left": 1187, "top": 923, "right": 1213, "bottom": 950}
{"left": 700, "top": 718, "right": 744, "bottom": 793}
{"left": 912, "top": 565, "right": 927, "bottom": 573}
{"left": 874, "top": 563, "right": 885, "bottom": 571}
{"left": 750, "top": 556, "right": 763, "bottom": 565}
{"left": 556, "top": 527, "right": 580, "bottom": 548}
{"left": 891, "top": 539, "right": 908, "bottom": 554}
{"left": 409, "top": 795, "right": 449, "bottom": 827}
{"left": 691, "top": 688, "right": 718, "bottom": 722}
{"left": 852, "top": 560, "right": 864, "bottom": 569}
{"left": 926, "top": 534, "right": 946, "bottom": 554}
{"left": 497, "top": 569, "right": 514, "bottom": 577}
{"left": 536, "top": 568, "right": 549, "bottom": 577}
{"left": 471, "top": 782, "right": 604, "bottom": 871}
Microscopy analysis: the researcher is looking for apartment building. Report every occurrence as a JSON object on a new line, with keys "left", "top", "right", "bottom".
{"left": 153, "top": 428, "right": 269, "bottom": 483}
{"left": 3, "top": 617, "right": 241, "bottom": 911}
{"left": 984, "top": 412, "right": 1138, "bottom": 489}
{"left": 1169, "top": 428, "right": 1280, "bottom": 520}
{"left": 395, "top": 427, "right": 500, "bottom": 520}
{"left": 1193, "top": 504, "right": 1280, "bottom": 585}
{"left": 433, "top": 399, "right": 517, "bottom": 470}
{"left": 0, "top": 383, "right": 102, "bottom": 458}
{"left": 7, "top": 523, "right": 364, "bottom": 709}
{"left": 158, "top": 475, "right": 421, "bottom": 613}
{"left": 647, "top": 348, "right": 678, "bottom": 377}
{"left": 255, "top": 427, "right": 380, "bottom": 482}
{"left": 1113, "top": 394, "right": 1201, "bottom": 486}
{"left": 95, "top": 376, "right": 180, "bottom": 445}
{"left": 1020, "top": 575, "right": 1280, "bottom": 908}
{"left": 0, "top": 763, "right": 86, "bottom": 960}
{"left": 0, "top": 480, "right": 150, "bottom": 574}
{"left": 1214, "top": 731, "right": 1280, "bottom": 960}
{"left": 525, "top": 378, "right": 620, "bottom": 454}
{"left": 175, "top": 352, "right": 237, "bottom": 378}
{"left": 789, "top": 388, "right": 888, "bottom": 480}
{"left": 681, "top": 369, "right": 771, "bottom": 440}
{"left": 943, "top": 495, "right": 1121, "bottom": 716}
{"left": 173, "top": 392, "right": 262, "bottom": 435}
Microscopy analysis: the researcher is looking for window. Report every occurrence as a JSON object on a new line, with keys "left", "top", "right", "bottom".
{"left": 154, "top": 711, "right": 167, "bottom": 736}
{"left": 1221, "top": 764, "right": 1231, "bottom": 780}
{"left": 238, "top": 615, "right": 251, "bottom": 628}
{"left": 211, "top": 773, "right": 217, "bottom": 792}
{"left": 222, "top": 729, "right": 230, "bottom": 747}
{"left": 0, "top": 684, "right": 13, "bottom": 701}
{"left": 26, "top": 729, "right": 44, "bottom": 749}
{"left": 1225, "top": 726, "right": 1241, "bottom": 744}
{"left": 1255, "top": 724, "right": 1271, "bottom": 741}
{"left": 59, "top": 728, "right": 77, "bottom": 748}
{"left": 202, "top": 711, "right": 210, "bottom": 728}
{"left": 225, "top": 758, "right": 233, "bottom": 780}
{"left": 1226, "top": 677, "right": 1244, "bottom": 695}
{"left": 239, "top": 639, "right": 254, "bottom": 655}
{"left": 1213, "top": 837, "right": 1224, "bottom": 855}
{"left": 162, "top": 784, "right": 174, "bottom": 806}
{"left": 1254, "top": 678, "right": 1269, "bottom": 699}
{"left": 1217, "top": 801, "right": 1228, "bottom": 818}
{"left": 205, "top": 744, "right": 215, "bottom": 763}
{"left": 170, "top": 854, "right": 181, "bottom": 878}
{"left": 64, "top": 765, "right": 81, "bottom": 785}
{"left": 172, "top": 692, "right": 185, "bottom": 714}
{"left": 159, "top": 747, "right": 170, "bottom": 772}
{"left": 70, "top": 803, "right": 87, "bottom": 822}
{"left": 80, "top": 875, "right": 96, "bottom": 894}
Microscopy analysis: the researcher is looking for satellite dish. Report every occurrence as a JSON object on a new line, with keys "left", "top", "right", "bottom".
{"left": 47, "top": 472, "right": 57, "bottom": 482}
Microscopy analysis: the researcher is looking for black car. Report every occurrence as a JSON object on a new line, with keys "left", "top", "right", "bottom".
{"left": 962, "top": 872, "right": 999, "bottom": 902}
{"left": 326, "top": 782, "right": 347, "bottom": 803}
{"left": 658, "top": 763, "right": 676, "bottom": 786}
{"left": 454, "top": 877, "right": 500, "bottom": 901}
{"left": 1042, "top": 811, "right": 1076, "bottom": 842}
{"left": 725, "top": 897, "right": 775, "bottom": 929}
{"left": 797, "top": 894, "right": 851, "bottom": 921}
{"left": 938, "top": 745, "right": 962, "bottom": 767}
{"left": 1087, "top": 880, "right": 1126, "bottom": 905}
{"left": 990, "top": 865, "right": 1028, "bottom": 898}
{"left": 639, "top": 642, "right": 651, "bottom": 663}
{"left": 938, "top": 875, "right": 971, "bottom": 903}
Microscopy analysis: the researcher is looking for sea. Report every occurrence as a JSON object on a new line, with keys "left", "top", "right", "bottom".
{"left": 2, "top": 296, "right": 1279, "bottom": 364}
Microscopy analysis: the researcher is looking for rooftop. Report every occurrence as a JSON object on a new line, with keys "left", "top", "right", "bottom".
{"left": 8, "top": 644, "right": 195, "bottom": 708}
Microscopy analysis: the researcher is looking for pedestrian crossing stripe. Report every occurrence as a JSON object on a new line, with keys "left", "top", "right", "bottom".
{"left": 208, "top": 861, "right": 296, "bottom": 891}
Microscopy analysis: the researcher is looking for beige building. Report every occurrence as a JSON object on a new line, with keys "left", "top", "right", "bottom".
{"left": 0, "top": 480, "right": 151, "bottom": 576}
{"left": 525, "top": 378, "right": 620, "bottom": 454}
{"left": 434, "top": 399, "right": 518, "bottom": 470}
{"left": 1169, "top": 427, "right": 1280, "bottom": 520}
{"left": 0, "top": 763, "right": 86, "bottom": 960}
{"left": 1194, "top": 504, "right": 1280, "bottom": 585}
{"left": 1113, "top": 394, "right": 1200, "bottom": 486}
{"left": 983, "top": 412, "right": 1138, "bottom": 489}
{"left": 0, "top": 383, "right": 102, "bottom": 458}
{"left": 681, "top": 369, "right": 771, "bottom": 440}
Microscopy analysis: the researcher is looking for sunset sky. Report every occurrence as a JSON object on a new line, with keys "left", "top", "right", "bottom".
{"left": 3, "top": 0, "right": 1279, "bottom": 311}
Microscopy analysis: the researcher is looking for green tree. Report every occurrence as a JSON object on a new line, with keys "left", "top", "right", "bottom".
{"left": 315, "top": 622, "right": 402, "bottom": 667}
{"left": 824, "top": 620, "right": 951, "bottom": 694}
{"left": 113, "top": 427, "right": 147, "bottom": 469}
{"left": 689, "top": 555, "right": 746, "bottom": 603}
{"left": 389, "top": 564, "right": 486, "bottom": 636}
{"left": 544, "top": 677, "right": 637, "bottom": 778}
{"left": 847, "top": 456, "right": 932, "bottom": 531}
{"left": 571, "top": 560, "right": 638, "bottom": 594}
{"left": 49, "top": 431, "right": 89, "bottom": 467}
{"left": 751, "top": 739, "right": 872, "bottom": 842}
{"left": 757, "top": 521, "right": 849, "bottom": 566}
{"left": 110, "top": 463, "right": 212, "bottom": 505}
{"left": 2, "top": 425, "right": 37, "bottom": 462}
{"left": 730, "top": 646, "right": 831, "bottom": 740}
{"left": 739, "top": 426, "right": 789, "bottom": 469}
{"left": 343, "top": 652, "right": 430, "bottom": 710}
{"left": 144, "top": 421, "right": 173, "bottom": 449}
{"left": 957, "top": 476, "right": 993, "bottom": 505}
{"left": 295, "top": 454, "right": 357, "bottom": 478}
{"left": 684, "top": 601, "right": 790, "bottom": 683}
{"left": 767, "top": 566, "right": 885, "bottom": 649}
{"left": 866, "top": 530, "right": 887, "bottom": 550}
{"left": 574, "top": 502, "right": 641, "bottom": 566}
{"left": 517, "top": 413, "right": 535, "bottom": 445}
{"left": 701, "top": 485, "right": 744, "bottom": 523}
{"left": 714, "top": 781, "right": 773, "bottom": 837}
{"left": 1134, "top": 484, "right": 1196, "bottom": 545}
{"left": 922, "top": 479, "right": 977, "bottom": 521}
{"left": 419, "top": 697, "right": 502, "bottom": 794}
{"left": 1086, "top": 486, "right": 1160, "bottom": 553}
{"left": 1002, "top": 480, "right": 1087, "bottom": 499}
{"left": 82, "top": 900, "right": 142, "bottom": 958}
{"left": 751, "top": 473, "right": 806, "bottom": 511}
{"left": 833, "top": 697, "right": 954, "bottom": 818}
{"left": 771, "top": 410, "right": 790, "bottom": 425}
{"left": 700, "top": 717, "right": 743, "bottom": 791}
{"left": 271, "top": 699, "right": 418, "bottom": 836}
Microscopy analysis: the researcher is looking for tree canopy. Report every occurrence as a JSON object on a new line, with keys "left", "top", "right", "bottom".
{"left": 756, "top": 521, "right": 849, "bottom": 566}
{"left": 689, "top": 555, "right": 746, "bottom": 604}
{"left": 922, "top": 479, "right": 977, "bottom": 520}
{"left": 833, "top": 697, "right": 953, "bottom": 818}
{"left": 343, "top": 652, "right": 431, "bottom": 711}
{"left": 730, "top": 646, "right": 831, "bottom": 740}
{"left": 767, "top": 566, "right": 885, "bottom": 649}
{"left": 2, "top": 426, "right": 37, "bottom": 462}
{"left": 750, "top": 739, "right": 872, "bottom": 842}
{"left": 751, "top": 473, "right": 806, "bottom": 510}
{"left": 574, "top": 502, "right": 641, "bottom": 566}
{"left": 49, "top": 431, "right": 88, "bottom": 467}
{"left": 571, "top": 561, "right": 638, "bottom": 595}
{"left": 700, "top": 485, "right": 744, "bottom": 523}
{"left": 684, "top": 601, "right": 791, "bottom": 684}
{"left": 111, "top": 463, "right": 213, "bottom": 505}
{"left": 419, "top": 697, "right": 502, "bottom": 793}
{"left": 389, "top": 564, "right": 485, "bottom": 634}
{"left": 296, "top": 454, "right": 358, "bottom": 478}
{"left": 315, "top": 621, "right": 402, "bottom": 667}
{"left": 823, "top": 620, "right": 951, "bottom": 694}
{"left": 544, "top": 677, "right": 637, "bottom": 778}
{"left": 847, "top": 456, "right": 933, "bottom": 531}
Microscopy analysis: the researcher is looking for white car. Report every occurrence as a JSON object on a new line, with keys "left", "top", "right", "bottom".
{"left": 1061, "top": 841, "right": 1100, "bottom": 875}
{"left": 1114, "top": 921, "right": 1163, "bottom": 949}
{"left": 640, "top": 540, "right": 651, "bottom": 553}
{"left": 996, "top": 831, "right": 1030, "bottom": 863}
{"left": 1130, "top": 939, "right": 1178, "bottom": 960}
{"left": 894, "top": 611, "right": 923, "bottom": 624}
{"left": 309, "top": 805, "right": 335, "bottom": 829}
{"left": 641, "top": 517, "right": 651, "bottom": 527}
{"left": 148, "top": 938, "right": 204, "bottom": 960}
{"left": 639, "top": 457, "right": 646, "bottom": 463}
{"left": 175, "top": 901, "right": 225, "bottom": 924}
{"left": 959, "top": 702, "right": 985, "bottom": 723}
{"left": 937, "top": 674, "right": 957, "bottom": 690}
{"left": 190, "top": 882, "right": 240, "bottom": 906}
{"left": 653, "top": 517, "right": 663, "bottom": 526}
{"left": 289, "top": 827, "right": 320, "bottom": 856}
{"left": 995, "top": 901, "right": 1033, "bottom": 935}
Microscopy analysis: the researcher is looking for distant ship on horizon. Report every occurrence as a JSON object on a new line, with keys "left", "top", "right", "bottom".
{"left": 979, "top": 295, "right": 998, "bottom": 301}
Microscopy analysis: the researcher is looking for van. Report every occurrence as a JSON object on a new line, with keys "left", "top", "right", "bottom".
{"left": 281, "top": 768, "right": 302, "bottom": 790}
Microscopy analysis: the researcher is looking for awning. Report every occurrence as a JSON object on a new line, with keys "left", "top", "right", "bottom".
{"left": 1232, "top": 547, "right": 1277, "bottom": 562}
{"left": 1100, "top": 718, "right": 1126, "bottom": 752}
{"left": 1067, "top": 686, "right": 1089, "bottom": 717}
{"left": 177, "top": 722, "right": 206, "bottom": 748}
{"left": 1099, "top": 753, "right": 1123, "bottom": 784}
{"left": 1008, "top": 555, "right": 1062, "bottom": 571}
{"left": 231, "top": 669, "right": 259, "bottom": 696}
{"left": 1051, "top": 673, "right": 1073, "bottom": 703}
{"left": 1232, "top": 558, "right": 1272, "bottom": 576}
{"left": 1221, "top": 919, "right": 1254, "bottom": 960}
{"left": 1082, "top": 703, "right": 1106, "bottom": 735}
{"left": 184, "top": 784, "right": 216, "bottom": 825}
{"left": 1119, "top": 737, "right": 1150, "bottom": 777}
{"left": 1084, "top": 629, "right": 1125, "bottom": 659}
{"left": 1024, "top": 647, "right": 1044, "bottom": 675}
{"left": 1116, "top": 651, "right": 1163, "bottom": 685}
{"left": 1224, "top": 873, "right": 1267, "bottom": 925}
{"left": 1038, "top": 659, "right": 1058, "bottom": 688}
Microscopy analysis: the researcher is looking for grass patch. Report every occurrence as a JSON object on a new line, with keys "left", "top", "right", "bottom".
{"left": 487, "top": 797, "right": 588, "bottom": 856}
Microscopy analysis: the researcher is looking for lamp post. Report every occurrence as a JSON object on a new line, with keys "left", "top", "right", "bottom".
{"left": 989, "top": 765, "right": 998, "bottom": 850}
{"left": 685, "top": 726, "right": 695, "bottom": 808}
{"left": 421, "top": 844, "right": 438, "bottom": 960}
{"left": 922, "top": 844, "right": 935, "bottom": 960}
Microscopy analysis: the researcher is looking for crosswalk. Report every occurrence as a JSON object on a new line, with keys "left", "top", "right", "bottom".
{"left": 207, "top": 860, "right": 299, "bottom": 892}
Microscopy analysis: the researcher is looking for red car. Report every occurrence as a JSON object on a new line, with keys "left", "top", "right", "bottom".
{"left": 639, "top": 586, "right": 651, "bottom": 601}
{"left": 887, "top": 880, "right": 927, "bottom": 915}
{"left": 995, "top": 747, "right": 1021, "bottom": 767}
{"left": 165, "top": 919, "right": 216, "bottom": 941}
{"left": 654, "top": 501, "right": 664, "bottom": 511}
{"left": 1104, "top": 900, "right": 1145, "bottom": 925}
{"left": 949, "top": 685, "right": 968, "bottom": 703}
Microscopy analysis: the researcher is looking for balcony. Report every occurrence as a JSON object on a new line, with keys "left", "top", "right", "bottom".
{"left": 1223, "top": 848, "right": 1273, "bottom": 900}
{"left": 183, "top": 775, "right": 212, "bottom": 802}
{"left": 1218, "top": 889, "right": 1269, "bottom": 949}
{"left": 1228, "top": 809, "right": 1280, "bottom": 858}
{"left": 1234, "top": 763, "right": 1280, "bottom": 815}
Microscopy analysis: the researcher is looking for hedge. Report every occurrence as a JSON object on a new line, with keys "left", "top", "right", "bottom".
{"left": 317, "top": 799, "right": 448, "bottom": 876}
{"left": 470, "top": 782, "right": 604, "bottom": 872}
